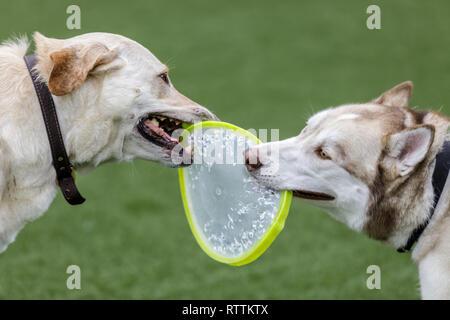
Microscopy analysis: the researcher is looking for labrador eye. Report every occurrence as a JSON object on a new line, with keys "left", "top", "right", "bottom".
{"left": 316, "top": 147, "right": 331, "bottom": 160}
{"left": 159, "top": 72, "right": 170, "bottom": 85}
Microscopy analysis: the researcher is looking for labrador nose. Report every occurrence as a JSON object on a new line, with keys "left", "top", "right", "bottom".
{"left": 244, "top": 148, "right": 262, "bottom": 172}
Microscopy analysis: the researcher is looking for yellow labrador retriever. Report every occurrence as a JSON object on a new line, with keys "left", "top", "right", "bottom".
{"left": 0, "top": 32, "right": 217, "bottom": 252}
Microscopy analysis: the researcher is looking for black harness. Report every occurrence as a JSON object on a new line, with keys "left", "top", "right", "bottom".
{"left": 24, "top": 54, "right": 85, "bottom": 205}
{"left": 397, "top": 140, "right": 450, "bottom": 252}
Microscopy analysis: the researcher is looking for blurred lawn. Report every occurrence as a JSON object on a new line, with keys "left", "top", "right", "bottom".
{"left": 0, "top": 0, "right": 449, "bottom": 299}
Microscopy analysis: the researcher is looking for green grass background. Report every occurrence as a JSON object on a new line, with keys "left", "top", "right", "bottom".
{"left": 0, "top": 0, "right": 449, "bottom": 299}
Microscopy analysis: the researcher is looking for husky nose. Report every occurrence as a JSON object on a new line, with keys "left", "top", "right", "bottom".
{"left": 244, "top": 148, "right": 262, "bottom": 172}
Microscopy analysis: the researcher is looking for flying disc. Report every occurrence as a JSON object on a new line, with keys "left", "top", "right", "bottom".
{"left": 178, "top": 121, "right": 292, "bottom": 266}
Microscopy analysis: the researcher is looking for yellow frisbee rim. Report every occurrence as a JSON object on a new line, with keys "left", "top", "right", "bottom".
{"left": 178, "top": 121, "right": 292, "bottom": 266}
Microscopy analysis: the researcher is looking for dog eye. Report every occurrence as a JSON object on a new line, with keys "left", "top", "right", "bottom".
{"left": 316, "top": 147, "right": 331, "bottom": 160}
{"left": 158, "top": 72, "right": 170, "bottom": 85}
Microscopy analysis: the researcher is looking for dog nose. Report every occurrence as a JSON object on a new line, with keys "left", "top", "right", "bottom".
{"left": 244, "top": 148, "right": 262, "bottom": 172}
{"left": 196, "top": 106, "right": 220, "bottom": 121}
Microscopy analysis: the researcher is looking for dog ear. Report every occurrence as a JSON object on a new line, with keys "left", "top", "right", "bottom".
{"left": 373, "top": 81, "right": 413, "bottom": 107}
{"left": 384, "top": 125, "right": 435, "bottom": 177}
{"left": 47, "top": 42, "right": 122, "bottom": 96}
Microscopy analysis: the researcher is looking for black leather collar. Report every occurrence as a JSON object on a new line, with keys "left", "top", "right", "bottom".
{"left": 397, "top": 140, "right": 450, "bottom": 252}
{"left": 24, "top": 54, "right": 85, "bottom": 205}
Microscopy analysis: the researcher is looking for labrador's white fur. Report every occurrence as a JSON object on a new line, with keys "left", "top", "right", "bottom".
{"left": 0, "top": 32, "right": 216, "bottom": 252}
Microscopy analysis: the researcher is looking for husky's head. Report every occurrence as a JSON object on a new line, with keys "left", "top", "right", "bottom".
{"left": 245, "top": 82, "right": 445, "bottom": 247}
{"left": 33, "top": 32, "right": 217, "bottom": 170}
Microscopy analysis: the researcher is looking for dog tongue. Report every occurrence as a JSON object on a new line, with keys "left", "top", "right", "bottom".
{"left": 144, "top": 119, "right": 178, "bottom": 143}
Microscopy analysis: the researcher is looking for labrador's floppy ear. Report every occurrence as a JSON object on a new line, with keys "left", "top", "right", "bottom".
{"left": 383, "top": 124, "right": 435, "bottom": 177}
{"left": 48, "top": 42, "right": 120, "bottom": 96}
{"left": 373, "top": 81, "right": 413, "bottom": 107}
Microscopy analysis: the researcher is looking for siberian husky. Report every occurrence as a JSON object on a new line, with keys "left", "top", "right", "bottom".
{"left": 245, "top": 82, "right": 450, "bottom": 299}
{"left": 0, "top": 32, "right": 216, "bottom": 252}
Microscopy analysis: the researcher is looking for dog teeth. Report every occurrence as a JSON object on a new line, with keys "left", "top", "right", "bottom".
{"left": 149, "top": 115, "right": 183, "bottom": 127}
{"left": 168, "top": 118, "right": 179, "bottom": 124}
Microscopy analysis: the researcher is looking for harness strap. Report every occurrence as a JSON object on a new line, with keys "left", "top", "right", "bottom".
{"left": 24, "top": 54, "right": 85, "bottom": 205}
{"left": 397, "top": 140, "right": 450, "bottom": 252}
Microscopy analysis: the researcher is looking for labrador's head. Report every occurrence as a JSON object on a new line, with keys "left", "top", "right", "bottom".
{"left": 34, "top": 32, "right": 217, "bottom": 170}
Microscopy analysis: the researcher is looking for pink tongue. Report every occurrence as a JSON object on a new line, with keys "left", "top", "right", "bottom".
{"left": 144, "top": 120, "right": 178, "bottom": 143}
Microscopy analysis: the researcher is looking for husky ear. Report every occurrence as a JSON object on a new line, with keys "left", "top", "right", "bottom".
{"left": 47, "top": 42, "right": 122, "bottom": 96}
{"left": 373, "top": 81, "right": 413, "bottom": 107}
{"left": 384, "top": 125, "right": 435, "bottom": 177}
